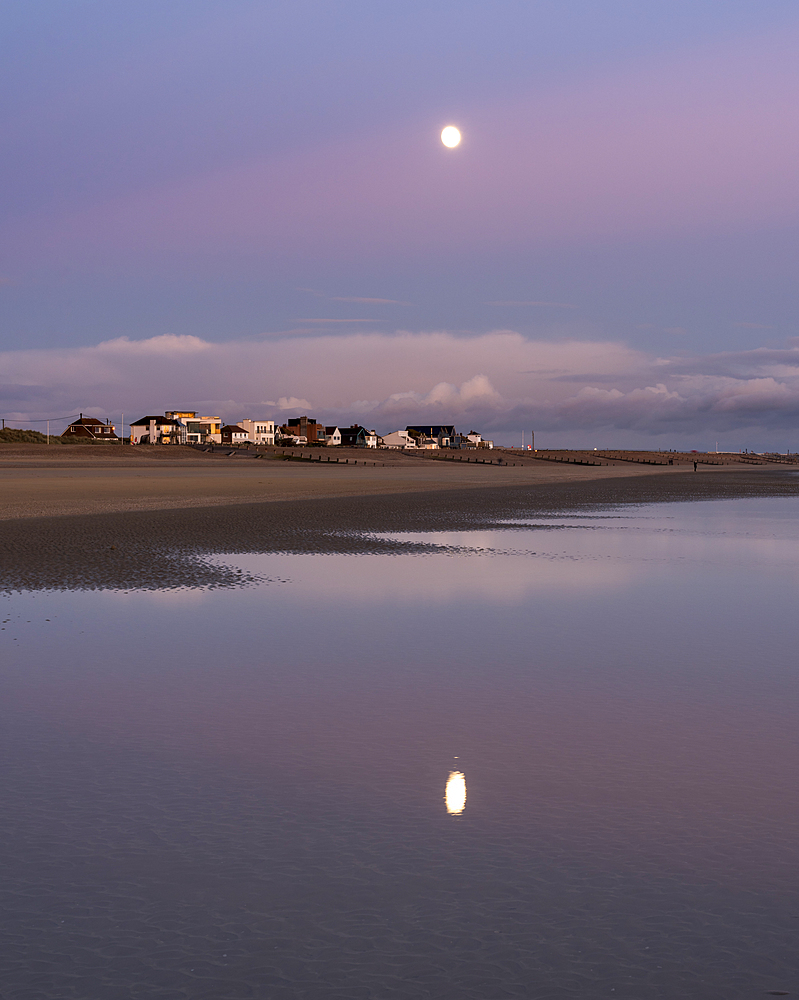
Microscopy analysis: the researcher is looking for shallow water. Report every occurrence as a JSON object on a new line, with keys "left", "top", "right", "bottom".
{"left": 1, "top": 497, "right": 798, "bottom": 998}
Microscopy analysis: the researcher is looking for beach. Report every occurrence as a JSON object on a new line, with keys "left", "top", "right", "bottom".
{"left": 3, "top": 482, "right": 799, "bottom": 998}
{"left": 3, "top": 446, "right": 799, "bottom": 998}
{"left": 1, "top": 444, "right": 796, "bottom": 592}
{"left": 0, "top": 443, "right": 787, "bottom": 521}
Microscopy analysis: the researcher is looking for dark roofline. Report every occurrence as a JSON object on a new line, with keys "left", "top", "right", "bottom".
{"left": 129, "top": 415, "right": 181, "bottom": 426}
{"left": 67, "top": 415, "right": 108, "bottom": 426}
{"left": 406, "top": 425, "right": 457, "bottom": 435}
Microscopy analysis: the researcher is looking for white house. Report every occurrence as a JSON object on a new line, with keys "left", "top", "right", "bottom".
{"left": 129, "top": 415, "right": 185, "bottom": 445}
{"left": 465, "top": 431, "right": 493, "bottom": 449}
{"left": 221, "top": 424, "right": 249, "bottom": 445}
{"left": 324, "top": 426, "right": 342, "bottom": 446}
{"left": 238, "top": 419, "right": 275, "bottom": 445}
{"left": 182, "top": 416, "right": 221, "bottom": 444}
{"left": 382, "top": 430, "right": 417, "bottom": 449}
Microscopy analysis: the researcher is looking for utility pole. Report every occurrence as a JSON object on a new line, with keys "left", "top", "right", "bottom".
{"left": 531, "top": 430, "right": 535, "bottom": 452}
{"left": 47, "top": 420, "right": 49, "bottom": 445}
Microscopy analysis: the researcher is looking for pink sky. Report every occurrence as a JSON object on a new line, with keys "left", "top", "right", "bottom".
{"left": 3, "top": 4, "right": 799, "bottom": 446}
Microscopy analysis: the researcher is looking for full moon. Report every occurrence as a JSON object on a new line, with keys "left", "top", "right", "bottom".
{"left": 441, "top": 125, "right": 461, "bottom": 148}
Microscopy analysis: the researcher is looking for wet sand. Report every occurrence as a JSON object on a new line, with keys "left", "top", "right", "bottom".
{"left": 0, "top": 443, "right": 789, "bottom": 521}
{"left": 3, "top": 459, "right": 799, "bottom": 998}
{"left": 1, "top": 445, "right": 797, "bottom": 591}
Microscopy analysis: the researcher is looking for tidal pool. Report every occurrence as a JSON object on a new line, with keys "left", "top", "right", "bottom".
{"left": 1, "top": 497, "right": 798, "bottom": 998}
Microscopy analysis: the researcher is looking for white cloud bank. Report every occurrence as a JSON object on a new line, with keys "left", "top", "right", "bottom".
{"left": 3, "top": 330, "right": 799, "bottom": 448}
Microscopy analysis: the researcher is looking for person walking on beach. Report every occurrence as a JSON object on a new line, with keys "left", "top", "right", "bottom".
{"left": 694, "top": 461, "right": 697, "bottom": 472}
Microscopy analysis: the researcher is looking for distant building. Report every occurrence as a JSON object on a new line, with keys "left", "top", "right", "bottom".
{"left": 129, "top": 415, "right": 184, "bottom": 445}
{"left": 406, "top": 425, "right": 457, "bottom": 448}
{"left": 183, "top": 416, "right": 221, "bottom": 444}
{"left": 221, "top": 424, "right": 249, "bottom": 445}
{"left": 339, "top": 425, "right": 377, "bottom": 448}
{"left": 276, "top": 430, "right": 304, "bottom": 445}
{"left": 62, "top": 414, "right": 119, "bottom": 441}
{"left": 382, "top": 430, "right": 416, "bottom": 449}
{"left": 465, "top": 431, "right": 493, "bottom": 449}
{"left": 286, "top": 416, "right": 325, "bottom": 444}
{"left": 238, "top": 419, "right": 275, "bottom": 445}
{"left": 323, "top": 426, "right": 342, "bottom": 446}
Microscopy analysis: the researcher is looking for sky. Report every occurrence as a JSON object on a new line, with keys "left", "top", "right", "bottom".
{"left": 3, "top": 0, "right": 799, "bottom": 449}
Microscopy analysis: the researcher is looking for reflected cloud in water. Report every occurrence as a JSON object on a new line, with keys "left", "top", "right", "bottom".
{"left": 200, "top": 499, "right": 799, "bottom": 606}
{"left": 3, "top": 496, "right": 799, "bottom": 997}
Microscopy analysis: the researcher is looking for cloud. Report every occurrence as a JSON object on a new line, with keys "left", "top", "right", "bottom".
{"left": 3, "top": 329, "right": 799, "bottom": 444}
{"left": 375, "top": 374, "right": 503, "bottom": 416}
{"left": 96, "top": 334, "right": 211, "bottom": 355}
{"left": 263, "top": 396, "right": 313, "bottom": 411}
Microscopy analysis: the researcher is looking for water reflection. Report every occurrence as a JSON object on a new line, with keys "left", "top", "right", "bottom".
{"left": 445, "top": 770, "right": 467, "bottom": 815}
{"left": 3, "top": 497, "right": 799, "bottom": 997}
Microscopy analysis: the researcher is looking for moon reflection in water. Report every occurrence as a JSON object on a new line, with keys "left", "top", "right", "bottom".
{"left": 445, "top": 771, "right": 467, "bottom": 815}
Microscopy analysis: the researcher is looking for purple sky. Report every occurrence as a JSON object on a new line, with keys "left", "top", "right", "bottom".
{"left": 3, "top": 1, "right": 799, "bottom": 448}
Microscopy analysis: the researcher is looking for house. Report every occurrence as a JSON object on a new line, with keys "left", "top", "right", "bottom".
{"left": 165, "top": 410, "right": 202, "bottom": 444}
{"left": 324, "top": 426, "right": 342, "bottom": 446}
{"left": 238, "top": 419, "right": 275, "bottom": 445}
{"left": 465, "top": 431, "right": 493, "bottom": 449}
{"left": 406, "top": 425, "right": 458, "bottom": 448}
{"left": 286, "top": 416, "right": 325, "bottom": 444}
{"left": 129, "top": 415, "right": 185, "bottom": 445}
{"left": 183, "top": 416, "right": 221, "bottom": 444}
{"left": 277, "top": 430, "right": 305, "bottom": 445}
{"left": 62, "top": 414, "right": 119, "bottom": 441}
{"left": 220, "top": 424, "right": 249, "bottom": 445}
{"left": 339, "top": 425, "right": 367, "bottom": 447}
{"left": 382, "top": 430, "right": 416, "bottom": 449}
{"left": 339, "top": 424, "right": 377, "bottom": 448}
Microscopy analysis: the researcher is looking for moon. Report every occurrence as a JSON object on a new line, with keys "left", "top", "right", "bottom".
{"left": 440, "top": 125, "right": 461, "bottom": 148}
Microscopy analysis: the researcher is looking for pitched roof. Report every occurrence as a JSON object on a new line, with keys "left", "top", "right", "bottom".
{"left": 129, "top": 415, "right": 181, "bottom": 426}
{"left": 67, "top": 415, "right": 107, "bottom": 426}
{"left": 406, "top": 425, "right": 456, "bottom": 436}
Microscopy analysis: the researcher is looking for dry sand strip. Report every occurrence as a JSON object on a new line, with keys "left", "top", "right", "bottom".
{"left": 1, "top": 466, "right": 797, "bottom": 592}
{"left": 0, "top": 444, "right": 790, "bottom": 521}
